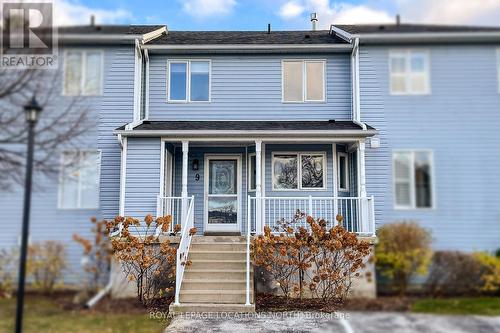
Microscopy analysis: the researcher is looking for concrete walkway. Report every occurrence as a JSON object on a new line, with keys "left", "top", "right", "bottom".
{"left": 165, "top": 311, "right": 500, "bottom": 333}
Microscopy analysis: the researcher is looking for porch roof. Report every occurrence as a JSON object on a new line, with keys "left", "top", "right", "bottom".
{"left": 114, "top": 120, "right": 377, "bottom": 140}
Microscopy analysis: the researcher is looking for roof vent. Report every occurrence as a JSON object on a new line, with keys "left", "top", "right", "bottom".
{"left": 378, "top": 25, "right": 386, "bottom": 30}
{"left": 310, "top": 13, "right": 318, "bottom": 31}
{"left": 267, "top": 23, "right": 271, "bottom": 34}
{"left": 396, "top": 14, "right": 401, "bottom": 25}
{"left": 328, "top": 119, "right": 336, "bottom": 123}
{"left": 304, "top": 34, "right": 311, "bottom": 39}
{"left": 90, "top": 14, "right": 95, "bottom": 26}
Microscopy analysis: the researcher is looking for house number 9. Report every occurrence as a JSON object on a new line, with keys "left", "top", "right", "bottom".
{"left": 195, "top": 174, "right": 200, "bottom": 181}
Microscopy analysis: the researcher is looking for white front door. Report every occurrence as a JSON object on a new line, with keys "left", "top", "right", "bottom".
{"left": 204, "top": 155, "right": 241, "bottom": 233}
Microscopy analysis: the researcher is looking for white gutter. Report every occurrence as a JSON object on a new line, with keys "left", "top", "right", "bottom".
{"left": 350, "top": 37, "right": 367, "bottom": 131}
{"left": 351, "top": 32, "right": 500, "bottom": 43}
{"left": 329, "top": 25, "right": 353, "bottom": 43}
{"left": 141, "top": 43, "right": 352, "bottom": 51}
{"left": 142, "top": 26, "right": 168, "bottom": 44}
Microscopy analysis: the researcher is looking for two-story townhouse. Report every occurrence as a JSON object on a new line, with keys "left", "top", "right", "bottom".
{"left": 0, "top": 24, "right": 165, "bottom": 283}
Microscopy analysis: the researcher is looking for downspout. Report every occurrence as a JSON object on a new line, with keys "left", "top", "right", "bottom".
{"left": 351, "top": 37, "right": 367, "bottom": 130}
{"left": 86, "top": 280, "right": 113, "bottom": 308}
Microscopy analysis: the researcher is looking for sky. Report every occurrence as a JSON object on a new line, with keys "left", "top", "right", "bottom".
{"left": 52, "top": 0, "right": 500, "bottom": 30}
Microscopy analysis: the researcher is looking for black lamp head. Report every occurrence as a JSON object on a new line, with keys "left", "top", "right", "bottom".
{"left": 24, "top": 95, "right": 43, "bottom": 123}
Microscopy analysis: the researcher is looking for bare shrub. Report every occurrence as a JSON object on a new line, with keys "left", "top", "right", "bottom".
{"left": 0, "top": 247, "right": 18, "bottom": 298}
{"left": 252, "top": 212, "right": 371, "bottom": 305}
{"left": 27, "top": 241, "right": 67, "bottom": 293}
{"left": 426, "top": 251, "right": 482, "bottom": 296}
{"left": 106, "top": 215, "right": 179, "bottom": 306}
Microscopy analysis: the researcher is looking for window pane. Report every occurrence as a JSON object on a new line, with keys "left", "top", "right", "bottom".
{"left": 394, "top": 152, "right": 412, "bottom": 207}
{"left": 391, "top": 75, "right": 406, "bottom": 93}
{"left": 208, "top": 198, "right": 237, "bottom": 224}
{"left": 410, "top": 54, "right": 425, "bottom": 72}
{"left": 169, "top": 62, "right": 187, "bottom": 101}
{"left": 306, "top": 61, "right": 324, "bottom": 101}
{"left": 65, "top": 52, "right": 82, "bottom": 95}
{"left": 79, "top": 151, "right": 100, "bottom": 208}
{"left": 415, "top": 152, "right": 432, "bottom": 208}
{"left": 339, "top": 155, "right": 347, "bottom": 189}
{"left": 190, "top": 61, "right": 209, "bottom": 101}
{"left": 249, "top": 155, "right": 256, "bottom": 190}
{"left": 395, "top": 183, "right": 411, "bottom": 206}
{"left": 84, "top": 52, "right": 102, "bottom": 95}
{"left": 390, "top": 56, "right": 406, "bottom": 74}
{"left": 209, "top": 160, "right": 237, "bottom": 195}
{"left": 273, "top": 155, "right": 298, "bottom": 190}
{"left": 60, "top": 151, "right": 79, "bottom": 208}
{"left": 394, "top": 153, "right": 411, "bottom": 179}
{"left": 283, "top": 61, "right": 303, "bottom": 102}
{"left": 410, "top": 74, "right": 427, "bottom": 93}
{"left": 302, "top": 155, "right": 324, "bottom": 188}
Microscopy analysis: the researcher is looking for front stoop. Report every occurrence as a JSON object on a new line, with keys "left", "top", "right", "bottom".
{"left": 169, "top": 236, "right": 255, "bottom": 314}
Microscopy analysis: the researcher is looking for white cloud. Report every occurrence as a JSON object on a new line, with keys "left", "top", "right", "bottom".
{"left": 279, "top": 1, "right": 305, "bottom": 19}
{"left": 278, "top": 0, "right": 500, "bottom": 28}
{"left": 182, "top": 0, "right": 237, "bottom": 18}
{"left": 53, "top": 0, "right": 132, "bottom": 26}
{"left": 278, "top": 0, "right": 393, "bottom": 27}
{"left": 396, "top": 0, "right": 500, "bottom": 26}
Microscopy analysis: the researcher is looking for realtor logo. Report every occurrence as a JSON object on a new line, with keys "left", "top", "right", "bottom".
{"left": 1, "top": 1, "right": 58, "bottom": 68}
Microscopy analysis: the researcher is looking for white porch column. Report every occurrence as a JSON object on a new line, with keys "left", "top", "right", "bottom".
{"left": 181, "top": 140, "right": 189, "bottom": 224}
{"left": 255, "top": 140, "right": 263, "bottom": 233}
{"left": 358, "top": 140, "right": 367, "bottom": 197}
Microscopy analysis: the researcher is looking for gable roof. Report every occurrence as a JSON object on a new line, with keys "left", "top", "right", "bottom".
{"left": 57, "top": 25, "right": 164, "bottom": 35}
{"left": 146, "top": 30, "right": 347, "bottom": 45}
{"left": 336, "top": 23, "right": 500, "bottom": 35}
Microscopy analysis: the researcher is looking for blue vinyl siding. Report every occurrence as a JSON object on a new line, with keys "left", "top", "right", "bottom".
{"left": 149, "top": 54, "right": 352, "bottom": 121}
{"left": 360, "top": 45, "right": 500, "bottom": 251}
{"left": 124, "top": 138, "right": 161, "bottom": 217}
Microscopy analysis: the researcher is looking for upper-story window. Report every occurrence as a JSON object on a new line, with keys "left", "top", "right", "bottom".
{"left": 389, "top": 50, "right": 430, "bottom": 95}
{"left": 393, "top": 150, "right": 434, "bottom": 209}
{"left": 168, "top": 60, "right": 211, "bottom": 102}
{"left": 282, "top": 60, "right": 325, "bottom": 102}
{"left": 58, "top": 150, "right": 101, "bottom": 209}
{"left": 63, "top": 50, "right": 103, "bottom": 96}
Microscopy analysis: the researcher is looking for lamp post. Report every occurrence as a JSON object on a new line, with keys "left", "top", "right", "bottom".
{"left": 15, "top": 96, "right": 42, "bottom": 333}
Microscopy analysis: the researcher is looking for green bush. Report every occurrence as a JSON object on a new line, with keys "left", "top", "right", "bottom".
{"left": 375, "top": 221, "right": 432, "bottom": 295}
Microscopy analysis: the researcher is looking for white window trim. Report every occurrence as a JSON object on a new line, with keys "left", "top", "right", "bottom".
{"left": 389, "top": 49, "right": 431, "bottom": 95}
{"left": 58, "top": 149, "right": 102, "bottom": 210}
{"left": 497, "top": 48, "right": 500, "bottom": 94}
{"left": 392, "top": 149, "right": 436, "bottom": 210}
{"left": 337, "top": 152, "right": 349, "bottom": 192}
{"left": 281, "top": 59, "right": 326, "bottom": 103}
{"left": 62, "top": 49, "right": 104, "bottom": 96}
{"left": 271, "top": 152, "right": 327, "bottom": 191}
{"left": 248, "top": 152, "right": 256, "bottom": 192}
{"left": 167, "top": 59, "right": 212, "bottom": 103}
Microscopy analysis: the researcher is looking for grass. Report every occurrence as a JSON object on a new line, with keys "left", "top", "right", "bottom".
{"left": 411, "top": 297, "right": 500, "bottom": 316}
{"left": 0, "top": 296, "right": 168, "bottom": 333}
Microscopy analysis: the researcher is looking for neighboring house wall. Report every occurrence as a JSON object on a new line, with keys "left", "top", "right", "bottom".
{"left": 0, "top": 47, "right": 107, "bottom": 283}
{"left": 361, "top": 44, "right": 500, "bottom": 251}
{"left": 148, "top": 54, "right": 352, "bottom": 120}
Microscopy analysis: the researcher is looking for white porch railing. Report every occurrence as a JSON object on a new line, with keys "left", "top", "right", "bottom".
{"left": 174, "top": 196, "right": 195, "bottom": 306}
{"left": 156, "top": 196, "right": 193, "bottom": 233}
{"left": 248, "top": 196, "right": 376, "bottom": 237}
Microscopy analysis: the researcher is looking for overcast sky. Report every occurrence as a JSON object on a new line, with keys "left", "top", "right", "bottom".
{"left": 52, "top": 0, "right": 500, "bottom": 30}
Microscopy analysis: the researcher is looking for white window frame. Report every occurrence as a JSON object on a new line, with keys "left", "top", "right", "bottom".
{"left": 497, "top": 48, "right": 500, "bottom": 94}
{"left": 271, "top": 152, "right": 327, "bottom": 191}
{"left": 62, "top": 49, "right": 104, "bottom": 96}
{"left": 281, "top": 59, "right": 326, "bottom": 103}
{"left": 167, "top": 59, "right": 211, "bottom": 103}
{"left": 58, "top": 149, "right": 102, "bottom": 210}
{"left": 248, "top": 152, "right": 256, "bottom": 192}
{"left": 392, "top": 150, "right": 435, "bottom": 210}
{"left": 337, "top": 152, "right": 349, "bottom": 192}
{"left": 389, "top": 49, "right": 430, "bottom": 95}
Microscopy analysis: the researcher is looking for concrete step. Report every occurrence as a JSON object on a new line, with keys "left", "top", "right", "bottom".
{"left": 192, "top": 236, "right": 246, "bottom": 243}
{"left": 189, "top": 259, "right": 246, "bottom": 270}
{"left": 179, "top": 290, "right": 253, "bottom": 304}
{"left": 189, "top": 250, "right": 246, "bottom": 261}
{"left": 184, "top": 269, "right": 252, "bottom": 280}
{"left": 190, "top": 242, "right": 247, "bottom": 252}
{"left": 169, "top": 303, "right": 255, "bottom": 314}
{"left": 182, "top": 279, "right": 252, "bottom": 291}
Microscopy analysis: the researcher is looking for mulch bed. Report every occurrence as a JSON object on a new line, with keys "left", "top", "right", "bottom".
{"left": 256, "top": 293, "right": 416, "bottom": 312}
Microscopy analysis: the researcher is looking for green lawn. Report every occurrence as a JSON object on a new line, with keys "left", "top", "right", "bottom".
{"left": 412, "top": 297, "right": 500, "bottom": 316}
{"left": 0, "top": 297, "right": 167, "bottom": 333}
